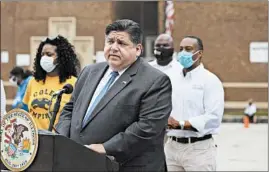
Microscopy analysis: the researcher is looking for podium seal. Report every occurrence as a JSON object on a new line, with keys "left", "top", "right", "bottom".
{"left": 1, "top": 109, "right": 38, "bottom": 171}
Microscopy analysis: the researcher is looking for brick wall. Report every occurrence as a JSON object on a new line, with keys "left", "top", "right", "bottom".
{"left": 158, "top": 1, "right": 268, "bottom": 109}
{"left": 1, "top": 2, "right": 113, "bottom": 110}
{"left": 1, "top": 1, "right": 268, "bottom": 111}
{"left": 159, "top": 1, "right": 267, "bottom": 82}
{"left": 1, "top": 1, "right": 113, "bottom": 81}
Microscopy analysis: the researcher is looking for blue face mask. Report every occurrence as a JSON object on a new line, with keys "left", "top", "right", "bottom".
{"left": 177, "top": 51, "right": 199, "bottom": 68}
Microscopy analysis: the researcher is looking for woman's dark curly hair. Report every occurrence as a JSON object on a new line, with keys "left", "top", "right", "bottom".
{"left": 33, "top": 35, "right": 81, "bottom": 84}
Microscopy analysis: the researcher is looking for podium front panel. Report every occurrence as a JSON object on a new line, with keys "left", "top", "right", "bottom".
{"left": 26, "top": 135, "right": 54, "bottom": 171}
{"left": 53, "top": 135, "right": 108, "bottom": 171}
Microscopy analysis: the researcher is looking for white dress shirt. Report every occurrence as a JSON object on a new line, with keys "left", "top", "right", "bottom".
{"left": 87, "top": 66, "right": 128, "bottom": 114}
{"left": 149, "top": 58, "right": 183, "bottom": 94}
{"left": 244, "top": 104, "right": 257, "bottom": 116}
{"left": 150, "top": 60, "right": 224, "bottom": 138}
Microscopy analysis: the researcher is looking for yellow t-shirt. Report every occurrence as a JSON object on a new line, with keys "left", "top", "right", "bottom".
{"left": 23, "top": 76, "right": 77, "bottom": 130}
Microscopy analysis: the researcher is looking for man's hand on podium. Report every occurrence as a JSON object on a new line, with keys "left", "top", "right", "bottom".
{"left": 85, "top": 144, "right": 106, "bottom": 154}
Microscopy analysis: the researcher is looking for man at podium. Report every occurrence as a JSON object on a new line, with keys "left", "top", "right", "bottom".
{"left": 56, "top": 19, "right": 172, "bottom": 171}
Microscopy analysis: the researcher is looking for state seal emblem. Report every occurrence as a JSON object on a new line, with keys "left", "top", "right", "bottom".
{"left": 1, "top": 109, "right": 38, "bottom": 171}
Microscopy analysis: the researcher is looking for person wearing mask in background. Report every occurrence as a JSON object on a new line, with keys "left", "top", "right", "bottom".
{"left": 149, "top": 33, "right": 178, "bottom": 67}
{"left": 165, "top": 36, "right": 224, "bottom": 171}
{"left": 149, "top": 33, "right": 182, "bottom": 143}
{"left": 23, "top": 35, "right": 80, "bottom": 130}
{"left": 1, "top": 79, "right": 7, "bottom": 118}
{"left": 9, "top": 66, "right": 33, "bottom": 111}
{"left": 244, "top": 98, "right": 257, "bottom": 123}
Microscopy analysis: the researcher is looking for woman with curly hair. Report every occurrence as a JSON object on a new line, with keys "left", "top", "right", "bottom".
{"left": 23, "top": 35, "right": 80, "bottom": 130}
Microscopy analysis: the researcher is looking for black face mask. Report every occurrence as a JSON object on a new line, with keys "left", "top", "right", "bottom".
{"left": 154, "top": 47, "right": 174, "bottom": 66}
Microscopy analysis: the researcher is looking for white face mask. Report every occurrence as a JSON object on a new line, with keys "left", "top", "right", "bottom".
{"left": 9, "top": 76, "right": 18, "bottom": 86}
{"left": 40, "top": 55, "right": 57, "bottom": 73}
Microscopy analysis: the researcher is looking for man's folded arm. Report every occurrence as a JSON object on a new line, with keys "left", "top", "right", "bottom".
{"left": 188, "top": 76, "right": 224, "bottom": 134}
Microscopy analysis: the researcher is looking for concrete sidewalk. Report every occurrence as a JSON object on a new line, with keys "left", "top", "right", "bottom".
{"left": 222, "top": 115, "right": 268, "bottom": 123}
{"left": 215, "top": 123, "right": 268, "bottom": 171}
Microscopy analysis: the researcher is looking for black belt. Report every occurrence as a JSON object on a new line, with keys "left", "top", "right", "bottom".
{"left": 170, "top": 134, "right": 212, "bottom": 144}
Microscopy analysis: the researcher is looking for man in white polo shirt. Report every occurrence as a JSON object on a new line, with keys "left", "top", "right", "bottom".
{"left": 165, "top": 35, "right": 224, "bottom": 171}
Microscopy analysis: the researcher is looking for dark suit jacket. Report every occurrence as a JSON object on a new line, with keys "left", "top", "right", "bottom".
{"left": 56, "top": 58, "right": 172, "bottom": 171}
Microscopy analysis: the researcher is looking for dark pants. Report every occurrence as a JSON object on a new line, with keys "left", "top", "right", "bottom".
{"left": 244, "top": 114, "right": 255, "bottom": 123}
